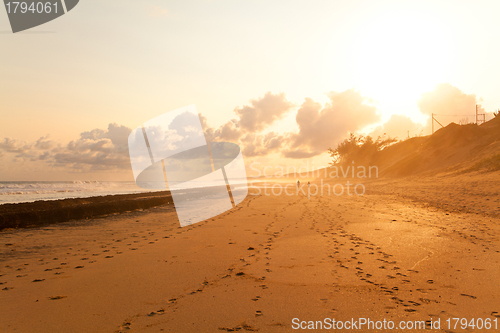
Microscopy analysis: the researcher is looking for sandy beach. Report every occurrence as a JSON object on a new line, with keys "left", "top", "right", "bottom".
{"left": 4, "top": 1, "right": 500, "bottom": 332}
{"left": 1, "top": 174, "right": 499, "bottom": 332}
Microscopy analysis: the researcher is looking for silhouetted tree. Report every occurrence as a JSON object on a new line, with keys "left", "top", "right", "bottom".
{"left": 328, "top": 134, "right": 396, "bottom": 165}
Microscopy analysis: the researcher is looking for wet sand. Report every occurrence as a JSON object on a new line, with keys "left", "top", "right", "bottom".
{"left": 0, "top": 178, "right": 499, "bottom": 332}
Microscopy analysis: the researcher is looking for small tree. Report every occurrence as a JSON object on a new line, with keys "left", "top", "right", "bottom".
{"left": 328, "top": 134, "right": 396, "bottom": 166}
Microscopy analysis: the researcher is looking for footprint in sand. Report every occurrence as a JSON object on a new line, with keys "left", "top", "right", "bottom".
{"left": 119, "top": 321, "right": 131, "bottom": 331}
{"left": 48, "top": 295, "right": 67, "bottom": 300}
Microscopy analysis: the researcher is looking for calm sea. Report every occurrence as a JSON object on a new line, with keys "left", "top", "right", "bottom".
{"left": 0, "top": 179, "right": 249, "bottom": 205}
{"left": 0, "top": 181, "right": 160, "bottom": 205}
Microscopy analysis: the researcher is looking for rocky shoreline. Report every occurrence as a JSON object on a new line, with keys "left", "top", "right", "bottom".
{"left": 0, "top": 191, "right": 173, "bottom": 230}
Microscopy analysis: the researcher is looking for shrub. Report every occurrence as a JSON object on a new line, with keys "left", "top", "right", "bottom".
{"left": 328, "top": 133, "right": 396, "bottom": 165}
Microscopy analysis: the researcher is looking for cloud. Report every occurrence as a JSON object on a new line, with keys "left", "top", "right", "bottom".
{"left": 202, "top": 90, "right": 381, "bottom": 159}
{"left": 284, "top": 89, "right": 380, "bottom": 158}
{"left": 0, "top": 135, "right": 55, "bottom": 161}
{"left": 80, "top": 123, "right": 130, "bottom": 149}
{"left": 216, "top": 119, "right": 241, "bottom": 142}
{"left": 369, "top": 114, "right": 422, "bottom": 140}
{"left": 0, "top": 138, "right": 30, "bottom": 153}
{"left": 0, "top": 124, "right": 132, "bottom": 171}
{"left": 199, "top": 114, "right": 217, "bottom": 143}
{"left": 0, "top": 89, "right": 385, "bottom": 173}
{"left": 418, "top": 83, "right": 482, "bottom": 121}
{"left": 34, "top": 136, "right": 55, "bottom": 150}
{"left": 415, "top": 83, "right": 488, "bottom": 133}
{"left": 235, "top": 92, "right": 294, "bottom": 132}
{"left": 52, "top": 123, "right": 132, "bottom": 170}
{"left": 240, "top": 132, "right": 286, "bottom": 157}
{"left": 202, "top": 92, "right": 294, "bottom": 156}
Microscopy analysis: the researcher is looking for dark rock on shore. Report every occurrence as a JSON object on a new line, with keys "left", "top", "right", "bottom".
{"left": 0, "top": 191, "right": 173, "bottom": 230}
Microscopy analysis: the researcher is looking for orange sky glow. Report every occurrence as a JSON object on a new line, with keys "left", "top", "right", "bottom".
{"left": 1, "top": 0, "right": 499, "bottom": 180}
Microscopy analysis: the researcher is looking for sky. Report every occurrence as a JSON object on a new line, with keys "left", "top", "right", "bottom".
{"left": 1, "top": 0, "right": 500, "bottom": 181}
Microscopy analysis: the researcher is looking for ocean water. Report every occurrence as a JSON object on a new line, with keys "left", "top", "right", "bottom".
{"left": 0, "top": 181, "right": 161, "bottom": 205}
{"left": 0, "top": 179, "right": 249, "bottom": 205}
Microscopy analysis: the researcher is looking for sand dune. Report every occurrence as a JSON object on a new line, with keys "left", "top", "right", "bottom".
{"left": 375, "top": 116, "right": 500, "bottom": 177}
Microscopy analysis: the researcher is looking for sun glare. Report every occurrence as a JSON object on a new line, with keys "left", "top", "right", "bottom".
{"left": 351, "top": 10, "right": 451, "bottom": 120}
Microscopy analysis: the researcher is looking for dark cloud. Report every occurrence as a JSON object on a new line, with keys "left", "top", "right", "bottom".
{"left": 284, "top": 89, "right": 380, "bottom": 158}
{"left": 34, "top": 136, "right": 55, "bottom": 150}
{"left": 80, "top": 123, "right": 131, "bottom": 150}
{"left": 0, "top": 124, "right": 132, "bottom": 171}
{"left": 0, "top": 135, "right": 55, "bottom": 161}
{"left": 52, "top": 123, "right": 131, "bottom": 170}
{"left": 0, "top": 138, "right": 30, "bottom": 153}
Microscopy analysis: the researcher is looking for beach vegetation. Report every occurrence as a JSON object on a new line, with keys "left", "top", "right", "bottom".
{"left": 328, "top": 133, "right": 396, "bottom": 165}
